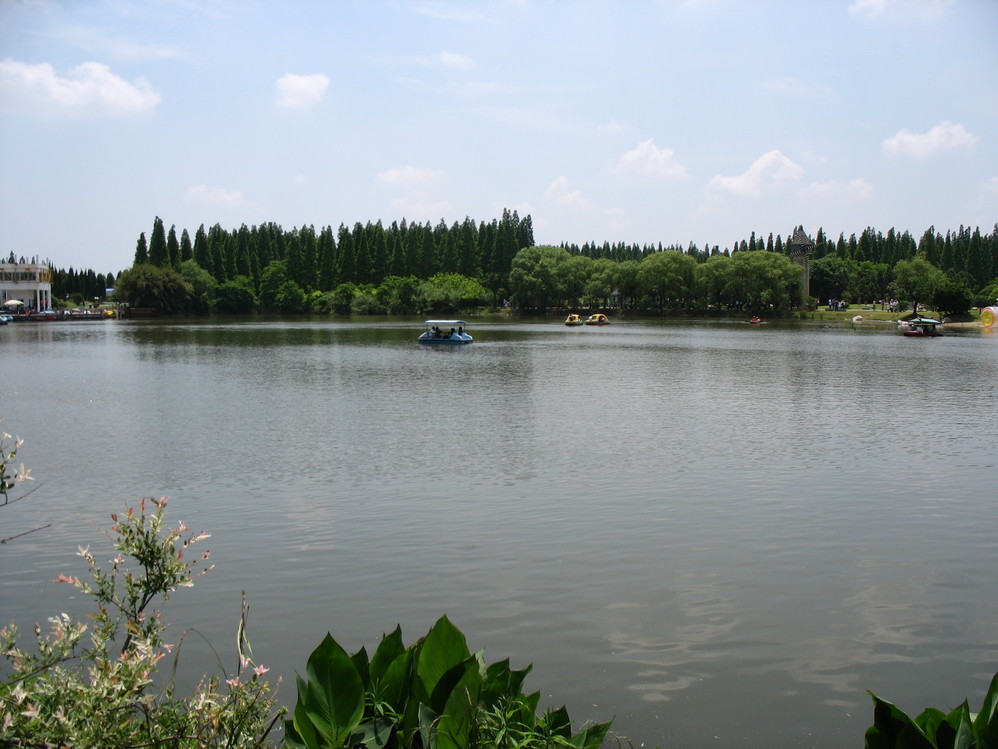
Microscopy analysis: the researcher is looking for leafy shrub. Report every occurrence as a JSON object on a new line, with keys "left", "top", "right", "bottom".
{"left": 286, "top": 615, "right": 612, "bottom": 749}
{"left": 0, "top": 425, "right": 31, "bottom": 503}
{"left": 865, "top": 672, "right": 997, "bottom": 749}
{"left": 0, "top": 498, "right": 283, "bottom": 747}
{"left": 216, "top": 275, "right": 259, "bottom": 314}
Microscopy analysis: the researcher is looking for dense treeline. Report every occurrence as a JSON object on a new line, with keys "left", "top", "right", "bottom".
{"left": 51, "top": 267, "right": 119, "bottom": 303}
{"left": 45, "top": 216, "right": 998, "bottom": 315}
{"left": 539, "top": 224, "right": 998, "bottom": 314}
{"left": 557, "top": 224, "right": 997, "bottom": 292}
{"left": 134, "top": 210, "right": 532, "bottom": 293}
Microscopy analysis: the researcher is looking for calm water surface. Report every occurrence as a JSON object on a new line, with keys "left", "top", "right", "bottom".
{"left": 2, "top": 317, "right": 996, "bottom": 748}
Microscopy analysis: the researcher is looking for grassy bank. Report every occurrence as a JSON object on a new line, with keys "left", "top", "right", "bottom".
{"left": 798, "top": 305, "right": 988, "bottom": 324}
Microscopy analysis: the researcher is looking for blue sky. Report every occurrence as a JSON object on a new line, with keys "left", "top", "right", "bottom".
{"left": 1, "top": 0, "right": 996, "bottom": 274}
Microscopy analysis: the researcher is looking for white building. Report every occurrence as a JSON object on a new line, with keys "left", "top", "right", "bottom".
{"left": 1, "top": 259, "right": 53, "bottom": 311}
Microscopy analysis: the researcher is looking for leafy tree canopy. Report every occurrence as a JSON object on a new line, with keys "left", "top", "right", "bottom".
{"left": 892, "top": 257, "right": 946, "bottom": 314}
{"left": 113, "top": 263, "right": 191, "bottom": 314}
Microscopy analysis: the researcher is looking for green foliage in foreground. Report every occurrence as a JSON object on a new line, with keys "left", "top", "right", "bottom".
{"left": 286, "top": 615, "right": 612, "bottom": 749}
{"left": 865, "top": 672, "right": 998, "bottom": 749}
{"left": 0, "top": 425, "right": 30, "bottom": 502}
{"left": 0, "top": 498, "right": 284, "bottom": 748}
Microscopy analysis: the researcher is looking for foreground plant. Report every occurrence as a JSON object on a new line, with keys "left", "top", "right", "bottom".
{"left": 865, "top": 671, "right": 998, "bottom": 749}
{"left": 0, "top": 497, "right": 284, "bottom": 748}
{"left": 286, "top": 614, "right": 612, "bottom": 749}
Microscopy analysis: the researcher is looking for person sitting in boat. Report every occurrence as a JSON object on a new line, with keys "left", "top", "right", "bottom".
{"left": 449, "top": 327, "right": 457, "bottom": 338}
{"left": 457, "top": 326, "right": 464, "bottom": 338}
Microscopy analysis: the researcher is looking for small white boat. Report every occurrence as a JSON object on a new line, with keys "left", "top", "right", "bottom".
{"left": 417, "top": 319, "right": 473, "bottom": 344}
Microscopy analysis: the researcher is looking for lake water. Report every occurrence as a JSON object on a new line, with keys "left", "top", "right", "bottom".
{"left": 1, "top": 316, "right": 996, "bottom": 748}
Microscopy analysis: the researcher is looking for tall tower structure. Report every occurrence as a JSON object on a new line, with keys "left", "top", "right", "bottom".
{"left": 787, "top": 226, "right": 815, "bottom": 306}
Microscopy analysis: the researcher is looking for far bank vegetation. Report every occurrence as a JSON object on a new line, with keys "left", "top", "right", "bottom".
{"left": 38, "top": 216, "right": 998, "bottom": 318}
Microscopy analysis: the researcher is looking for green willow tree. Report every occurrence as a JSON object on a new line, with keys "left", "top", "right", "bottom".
{"left": 637, "top": 250, "right": 698, "bottom": 310}
{"left": 892, "top": 257, "right": 946, "bottom": 314}
{"left": 508, "top": 245, "right": 572, "bottom": 309}
{"left": 114, "top": 263, "right": 191, "bottom": 314}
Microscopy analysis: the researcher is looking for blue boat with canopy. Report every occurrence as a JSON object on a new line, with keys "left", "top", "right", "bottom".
{"left": 417, "top": 319, "right": 473, "bottom": 344}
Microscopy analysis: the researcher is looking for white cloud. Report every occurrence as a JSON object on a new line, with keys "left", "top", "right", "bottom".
{"left": 376, "top": 166, "right": 446, "bottom": 187}
{"left": 882, "top": 120, "right": 977, "bottom": 157}
{"left": 386, "top": 196, "right": 456, "bottom": 218}
{"left": 275, "top": 73, "right": 329, "bottom": 109}
{"left": 544, "top": 176, "right": 589, "bottom": 208}
{"left": 406, "top": 51, "right": 476, "bottom": 70}
{"left": 377, "top": 167, "right": 451, "bottom": 220}
{"left": 800, "top": 178, "right": 874, "bottom": 200}
{"left": 706, "top": 150, "right": 804, "bottom": 198}
{"left": 0, "top": 59, "right": 160, "bottom": 117}
{"left": 848, "top": 0, "right": 955, "bottom": 21}
{"left": 599, "top": 119, "right": 629, "bottom": 134}
{"left": 184, "top": 185, "right": 246, "bottom": 207}
{"left": 613, "top": 139, "right": 688, "bottom": 180}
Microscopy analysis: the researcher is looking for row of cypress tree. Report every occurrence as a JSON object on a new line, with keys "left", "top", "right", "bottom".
{"left": 131, "top": 210, "right": 534, "bottom": 294}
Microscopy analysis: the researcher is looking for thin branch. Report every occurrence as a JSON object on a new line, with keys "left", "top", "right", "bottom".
{"left": 1, "top": 482, "right": 42, "bottom": 507}
{"left": 1, "top": 523, "right": 52, "bottom": 545}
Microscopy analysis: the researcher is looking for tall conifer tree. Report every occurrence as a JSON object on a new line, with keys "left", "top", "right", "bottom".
{"left": 167, "top": 225, "right": 180, "bottom": 267}
{"left": 148, "top": 217, "right": 167, "bottom": 266}
{"left": 134, "top": 233, "right": 149, "bottom": 265}
{"left": 180, "top": 229, "right": 193, "bottom": 263}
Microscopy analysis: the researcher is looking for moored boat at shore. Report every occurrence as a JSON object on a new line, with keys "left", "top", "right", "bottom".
{"left": 900, "top": 317, "right": 942, "bottom": 337}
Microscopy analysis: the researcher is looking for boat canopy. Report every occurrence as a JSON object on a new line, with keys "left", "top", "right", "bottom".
{"left": 909, "top": 317, "right": 942, "bottom": 325}
{"left": 424, "top": 319, "right": 468, "bottom": 326}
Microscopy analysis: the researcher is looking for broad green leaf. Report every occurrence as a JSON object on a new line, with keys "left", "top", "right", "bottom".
{"left": 350, "top": 715, "right": 396, "bottom": 749}
{"left": 866, "top": 692, "right": 934, "bottom": 749}
{"left": 397, "top": 640, "right": 429, "bottom": 740}
{"left": 434, "top": 710, "right": 473, "bottom": 749}
{"left": 429, "top": 656, "right": 483, "bottom": 715}
{"left": 373, "top": 648, "right": 414, "bottom": 715}
{"left": 417, "top": 702, "right": 439, "bottom": 749}
{"left": 542, "top": 705, "right": 573, "bottom": 739}
{"left": 974, "top": 671, "right": 998, "bottom": 746}
{"left": 286, "top": 678, "right": 321, "bottom": 749}
{"left": 351, "top": 645, "right": 371, "bottom": 691}
{"left": 570, "top": 719, "right": 614, "bottom": 749}
{"left": 370, "top": 625, "right": 406, "bottom": 686}
{"left": 933, "top": 701, "right": 974, "bottom": 749}
{"left": 417, "top": 615, "right": 471, "bottom": 699}
{"left": 914, "top": 706, "right": 950, "bottom": 742}
{"left": 482, "top": 658, "right": 533, "bottom": 706}
{"left": 302, "top": 632, "right": 365, "bottom": 745}
{"left": 523, "top": 690, "right": 540, "bottom": 715}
